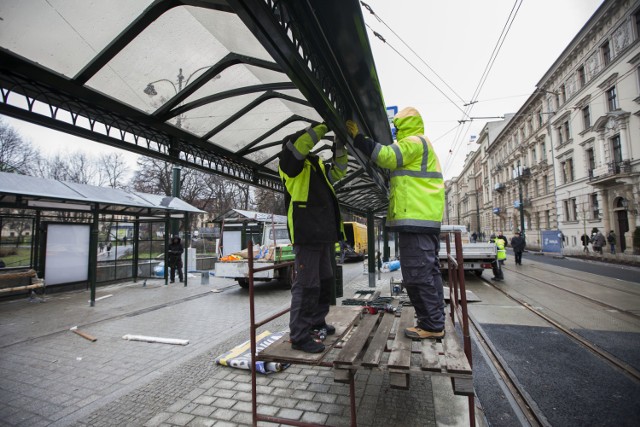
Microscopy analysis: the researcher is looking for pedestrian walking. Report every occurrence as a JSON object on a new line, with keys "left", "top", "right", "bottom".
{"left": 347, "top": 106, "right": 446, "bottom": 340}
{"left": 123, "top": 235, "right": 128, "bottom": 246}
{"left": 279, "top": 123, "right": 348, "bottom": 353}
{"left": 510, "top": 232, "right": 526, "bottom": 265}
{"left": 581, "top": 233, "right": 590, "bottom": 253}
{"left": 106, "top": 242, "right": 112, "bottom": 256}
{"left": 167, "top": 236, "right": 184, "bottom": 283}
{"left": 471, "top": 231, "right": 477, "bottom": 243}
{"left": 98, "top": 242, "right": 104, "bottom": 253}
{"left": 607, "top": 230, "right": 616, "bottom": 254}
{"left": 591, "top": 229, "right": 605, "bottom": 254}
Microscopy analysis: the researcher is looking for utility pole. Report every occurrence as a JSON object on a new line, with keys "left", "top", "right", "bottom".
{"left": 517, "top": 164, "right": 526, "bottom": 241}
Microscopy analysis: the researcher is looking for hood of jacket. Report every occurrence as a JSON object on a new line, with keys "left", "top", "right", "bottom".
{"left": 170, "top": 237, "right": 181, "bottom": 244}
{"left": 393, "top": 107, "right": 424, "bottom": 141}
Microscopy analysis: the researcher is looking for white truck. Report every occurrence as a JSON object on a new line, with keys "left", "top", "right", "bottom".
{"left": 439, "top": 225, "right": 496, "bottom": 276}
{"left": 215, "top": 223, "right": 295, "bottom": 288}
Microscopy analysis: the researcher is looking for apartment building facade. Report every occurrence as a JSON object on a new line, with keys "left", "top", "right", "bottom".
{"left": 446, "top": 0, "right": 640, "bottom": 253}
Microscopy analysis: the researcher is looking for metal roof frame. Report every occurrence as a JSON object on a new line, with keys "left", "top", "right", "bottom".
{"left": 0, "top": 0, "right": 392, "bottom": 215}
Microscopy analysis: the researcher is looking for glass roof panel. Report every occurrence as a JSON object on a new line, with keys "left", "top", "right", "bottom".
{"left": 86, "top": 6, "right": 232, "bottom": 113}
{"left": 0, "top": 0, "right": 152, "bottom": 77}
{"left": 183, "top": 64, "right": 288, "bottom": 105}
{"left": 178, "top": 92, "right": 262, "bottom": 137}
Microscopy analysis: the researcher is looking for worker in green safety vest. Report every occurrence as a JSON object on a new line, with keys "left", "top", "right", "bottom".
{"left": 346, "top": 107, "right": 446, "bottom": 340}
{"left": 278, "top": 123, "right": 347, "bottom": 354}
{"left": 490, "top": 234, "right": 506, "bottom": 281}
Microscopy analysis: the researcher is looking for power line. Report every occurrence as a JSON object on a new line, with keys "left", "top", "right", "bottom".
{"left": 366, "top": 23, "right": 470, "bottom": 118}
{"left": 360, "top": 1, "right": 467, "bottom": 105}
{"left": 444, "top": 0, "right": 524, "bottom": 175}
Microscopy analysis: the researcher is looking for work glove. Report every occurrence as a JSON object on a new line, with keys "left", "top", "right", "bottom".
{"left": 311, "top": 123, "right": 329, "bottom": 140}
{"left": 346, "top": 120, "right": 359, "bottom": 138}
{"left": 333, "top": 135, "right": 346, "bottom": 158}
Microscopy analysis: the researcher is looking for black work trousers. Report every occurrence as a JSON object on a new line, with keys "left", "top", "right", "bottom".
{"left": 289, "top": 243, "right": 334, "bottom": 344}
{"left": 398, "top": 233, "right": 445, "bottom": 332}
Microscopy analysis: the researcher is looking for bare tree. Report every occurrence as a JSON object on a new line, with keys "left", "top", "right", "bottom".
{"left": 36, "top": 152, "right": 102, "bottom": 185}
{"left": 0, "top": 118, "right": 39, "bottom": 173}
{"left": 99, "top": 152, "right": 129, "bottom": 188}
{"left": 253, "top": 187, "right": 285, "bottom": 215}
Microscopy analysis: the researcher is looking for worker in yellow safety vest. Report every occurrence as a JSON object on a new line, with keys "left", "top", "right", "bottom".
{"left": 346, "top": 107, "right": 446, "bottom": 340}
{"left": 278, "top": 123, "right": 347, "bottom": 354}
{"left": 490, "top": 234, "right": 506, "bottom": 281}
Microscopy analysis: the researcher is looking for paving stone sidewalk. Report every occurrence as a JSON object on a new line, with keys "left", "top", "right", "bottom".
{"left": 0, "top": 264, "right": 460, "bottom": 426}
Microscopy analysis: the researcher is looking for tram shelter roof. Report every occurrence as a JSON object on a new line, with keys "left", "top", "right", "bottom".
{"left": 0, "top": 0, "right": 392, "bottom": 215}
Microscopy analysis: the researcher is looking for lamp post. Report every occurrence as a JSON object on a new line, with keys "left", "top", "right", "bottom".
{"left": 516, "top": 164, "right": 526, "bottom": 241}
{"left": 144, "top": 67, "right": 219, "bottom": 236}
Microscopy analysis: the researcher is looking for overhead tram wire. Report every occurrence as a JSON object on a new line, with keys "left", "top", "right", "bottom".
{"left": 360, "top": 1, "right": 467, "bottom": 105}
{"left": 443, "top": 0, "right": 524, "bottom": 175}
{"left": 365, "top": 23, "right": 470, "bottom": 119}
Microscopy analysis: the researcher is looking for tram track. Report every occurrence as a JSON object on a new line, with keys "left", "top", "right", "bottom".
{"left": 479, "top": 275, "right": 640, "bottom": 383}
{"left": 509, "top": 264, "right": 640, "bottom": 319}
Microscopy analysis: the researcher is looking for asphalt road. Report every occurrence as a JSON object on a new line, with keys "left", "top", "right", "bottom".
{"left": 510, "top": 249, "right": 640, "bottom": 283}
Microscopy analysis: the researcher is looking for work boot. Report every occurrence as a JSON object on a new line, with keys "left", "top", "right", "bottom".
{"left": 404, "top": 327, "right": 444, "bottom": 340}
{"left": 292, "top": 339, "right": 325, "bottom": 353}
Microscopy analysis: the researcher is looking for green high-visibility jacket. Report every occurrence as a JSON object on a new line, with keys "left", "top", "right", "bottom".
{"left": 278, "top": 124, "right": 347, "bottom": 244}
{"left": 496, "top": 238, "right": 507, "bottom": 260}
{"left": 353, "top": 108, "right": 444, "bottom": 234}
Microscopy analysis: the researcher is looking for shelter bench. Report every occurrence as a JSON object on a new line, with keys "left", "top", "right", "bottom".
{"left": 0, "top": 269, "right": 45, "bottom": 295}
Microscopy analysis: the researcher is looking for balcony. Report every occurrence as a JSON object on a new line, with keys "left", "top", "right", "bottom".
{"left": 494, "top": 182, "right": 506, "bottom": 192}
{"left": 589, "top": 160, "right": 633, "bottom": 186}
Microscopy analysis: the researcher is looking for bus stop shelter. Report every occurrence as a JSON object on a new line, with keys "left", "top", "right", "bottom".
{"left": 0, "top": 0, "right": 396, "bottom": 290}
{"left": 0, "top": 171, "right": 204, "bottom": 305}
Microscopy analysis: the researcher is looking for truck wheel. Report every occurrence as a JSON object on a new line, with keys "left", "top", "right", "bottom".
{"left": 285, "top": 266, "right": 295, "bottom": 289}
{"left": 474, "top": 269, "right": 483, "bottom": 277}
{"left": 237, "top": 278, "right": 249, "bottom": 289}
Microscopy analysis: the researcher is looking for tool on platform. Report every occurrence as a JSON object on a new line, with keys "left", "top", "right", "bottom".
{"left": 70, "top": 326, "right": 97, "bottom": 342}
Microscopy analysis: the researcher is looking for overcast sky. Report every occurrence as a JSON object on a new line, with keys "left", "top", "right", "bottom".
{"left": 2, "top": 0, "right": 605, "bottom": 180}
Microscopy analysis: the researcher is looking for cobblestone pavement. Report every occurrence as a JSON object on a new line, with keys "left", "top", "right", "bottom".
{"left": 0, "top": 264, "right": 451, "bottom": 426}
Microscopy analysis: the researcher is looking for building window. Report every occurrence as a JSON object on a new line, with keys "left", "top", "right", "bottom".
{"left": 635, "top": 9, "right": 640, "bottom": 38}
{"left": 535, "top": 211, "right": 541, "bottom": 229}
{"left": 591, "top": 193, "right": 599, "bottom": 219}
{"left": 586, "top": 148, "right": 595, "bottom": 177}
{"left": 545, "top": 210, "right": 551, "bottom": 229}
{"left": 577, "top": 66, "right": 586, "bottom": 87}
{"left": 537, "top": 110, "right": 543, "bottom": 128}
{"left": 558, "top": 121, "right": 571, "bottom": 144}
{"left": 543, "top": 175, "right": 549, "bottom": 194}
{"left": 541, "top": 140, "right": 546, "bottom": 161}
{"left": 533, "top": 179, "right": 539, "bottom": 197}
{"left": 563, "top": 200, "right": 570, "bottom": 221}
{"left": 601, "top": 40, "right": 612, "bottom": 66}
{"left": 560, "top": 84, "right": 566, "bottom": 104}
{"left": 570, "top": 198, "right": 578, "bottom": 221}
{"left": 611, "top": 134, "right": 622, "bottom": 164}
{"left": 607, "top": 86, "right": 618, "bottom": 111}
{"left": 560, "top": 158, "right": 574, "bottom": 184}
{"left": 531, "top": 147, "right": 537, "bottom": 163}
{"left": 582, "top": 105, "right": 591, "bottom": 130}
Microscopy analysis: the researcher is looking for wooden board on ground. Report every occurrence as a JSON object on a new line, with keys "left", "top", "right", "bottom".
{"left": 451, "top": 377, "right": 474, "bottom": 396}
{"left": 334, "top": 313, "right": 379, "bottom": 365}
{"left": 387, "top": 307, "right": 415, "bottom": 370}
{"left": 389, "top": 368, "right": 410, "bottom": 390}
{"left": 258, "top": 306, "right": 361, "bottom": 364}
{"left": 442, "top": 317, "right": 472, "bottom": 374}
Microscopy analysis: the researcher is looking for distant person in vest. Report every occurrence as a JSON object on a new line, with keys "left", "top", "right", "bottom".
{"left": 167, "top": 236, "right": 184, "bottom": 283}
{"left": 278, "top": 123, "right": 348, "bottom": 353}
{"left": 346, "top": 107, "right": 446, "bottom": 340}
{"left": 510, "top": 231, "right": 526, "bottom": 265}
{"left": 490, "top": 234, "right": 505, "bottom": 280}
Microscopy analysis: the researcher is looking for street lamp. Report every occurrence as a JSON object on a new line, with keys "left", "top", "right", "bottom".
{"left": 515, "top": 163, "right": 526, "bottom": 241}
{"left": 143, "top": 67, "right": 220, "bottom": 128}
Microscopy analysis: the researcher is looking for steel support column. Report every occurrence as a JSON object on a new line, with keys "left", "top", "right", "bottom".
{"left": 367, "top": 209, "right": 375, "bottom": 288}
{"left": 88, "top": 205, "right": 99, "bottom": 306}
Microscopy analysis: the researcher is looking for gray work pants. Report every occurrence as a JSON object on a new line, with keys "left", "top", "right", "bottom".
{"left": 399, "top": 233, "right": 445, "bottom": 332}
{"left": 289, "top": 243, "right": 334, "bottom": 344}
